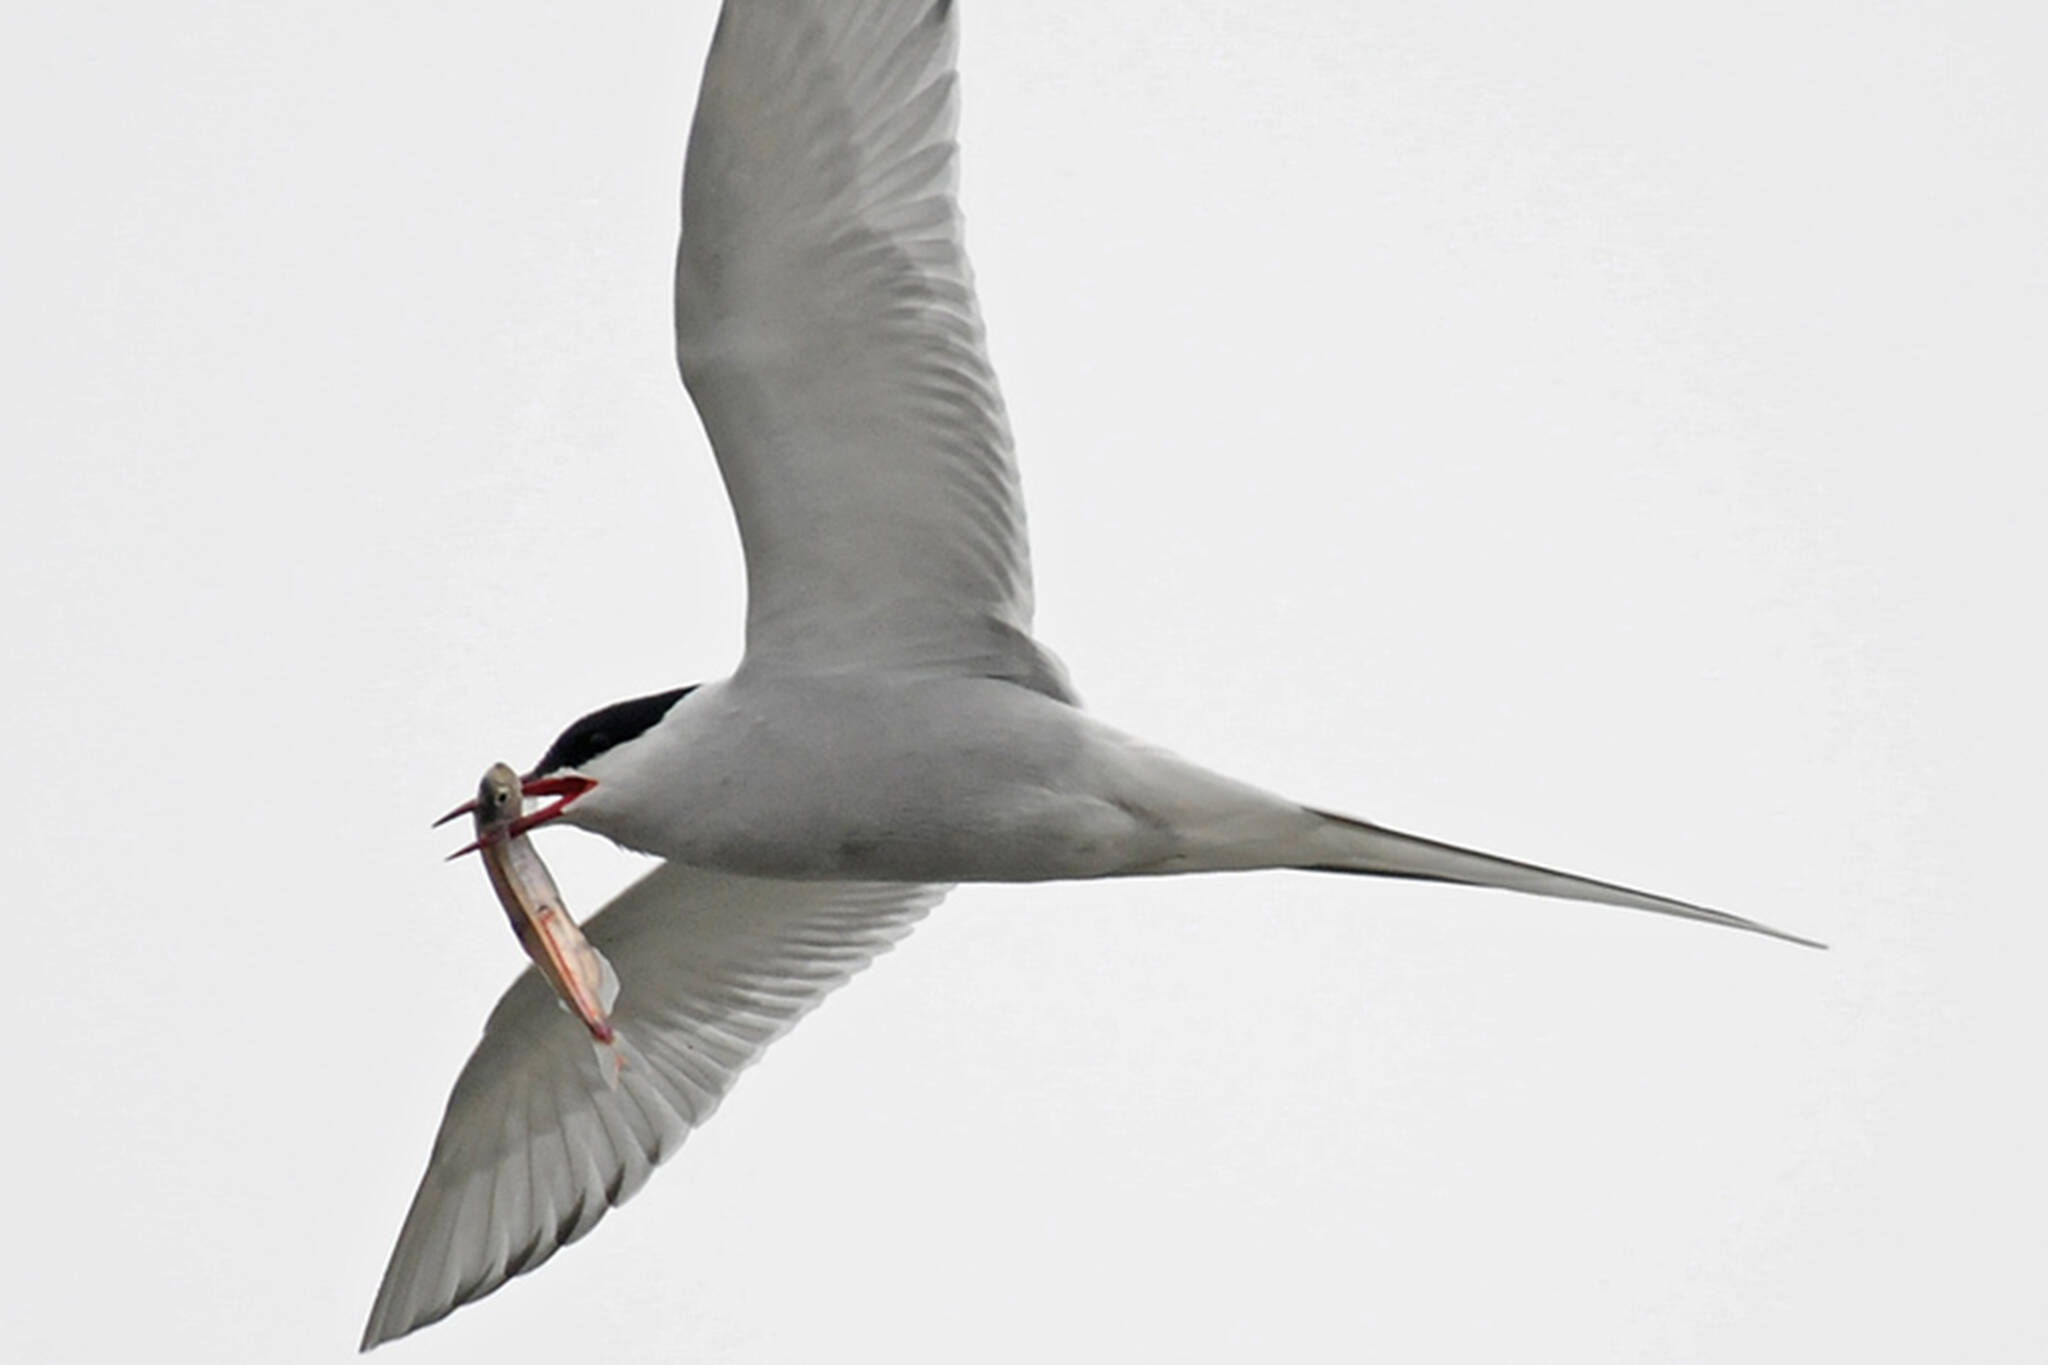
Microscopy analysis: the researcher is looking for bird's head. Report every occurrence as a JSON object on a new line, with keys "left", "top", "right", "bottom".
{"left": 435, "top": 685, "right": 697, "bottom": 856}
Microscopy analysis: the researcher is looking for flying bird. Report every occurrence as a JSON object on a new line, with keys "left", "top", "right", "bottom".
{"left": 363, "top": 0, "right": 1817, "bottom": 1348}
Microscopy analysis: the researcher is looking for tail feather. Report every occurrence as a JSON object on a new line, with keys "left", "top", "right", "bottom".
{"left": 1302, "top": 809, "right": 1825, "bottom": 949}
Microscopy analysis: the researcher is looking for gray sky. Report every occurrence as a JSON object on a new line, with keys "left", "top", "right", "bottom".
{"left": 6, "top": 2, "right": 2044, "bottom": 1360}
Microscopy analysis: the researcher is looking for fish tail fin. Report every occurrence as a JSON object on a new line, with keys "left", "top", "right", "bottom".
{"left": 591, "top": 945, "right": 621, "bottom": 1014}
{"left": 591, "top": 1035, "right": 626, "bottom": 1090}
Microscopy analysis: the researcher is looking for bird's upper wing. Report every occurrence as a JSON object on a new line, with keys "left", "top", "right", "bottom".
{"left": 361, "top": 864, "right": 948, "bottom": 1350}
{"left": 675, "top": 0, "right": 1069, "bottom": 697}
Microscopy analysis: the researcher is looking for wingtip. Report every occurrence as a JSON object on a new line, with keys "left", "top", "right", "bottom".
{"left": 359, "top": 1303, "right": 432, "bottom": 1354}
{"left": 359, "top": 1302, "right": 408, "bottom": 1354}
{"left": 359, "top": 1278, "right": 435, "bottom": 1353}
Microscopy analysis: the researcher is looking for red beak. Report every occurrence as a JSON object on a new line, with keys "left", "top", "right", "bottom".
{"left": 436, "top": 773, "right": 599, "bottom": 859}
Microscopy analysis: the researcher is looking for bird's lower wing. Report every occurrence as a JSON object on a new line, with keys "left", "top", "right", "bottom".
{"left": 361, "top": 864, "right": 948, "bottom": 1350}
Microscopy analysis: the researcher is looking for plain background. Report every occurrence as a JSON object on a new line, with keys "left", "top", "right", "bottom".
{"left": 6, "top": 2, "right": 2044, "bottom": 1360}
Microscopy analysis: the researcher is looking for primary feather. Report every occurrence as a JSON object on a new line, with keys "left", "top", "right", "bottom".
{"left": 362, "top": 863, "right": 945, "bottom": 1348}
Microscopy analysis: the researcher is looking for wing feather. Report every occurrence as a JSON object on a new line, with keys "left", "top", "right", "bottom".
{"left": 360, "top": 864, "right": 947, "bottom": 1349}
{"left": 675, "top": 0, "right": 1069, "bottom": 697}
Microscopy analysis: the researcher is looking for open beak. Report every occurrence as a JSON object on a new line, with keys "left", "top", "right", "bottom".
{"left": 435, "top": 773, "right": 599, "bottom": 859}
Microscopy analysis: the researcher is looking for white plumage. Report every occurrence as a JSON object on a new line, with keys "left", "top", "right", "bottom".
{"left": 363, "top": 867, "right": 944, "bottom": 1346}
{"left": 364, "top": 1, "right": 1815, "bottom": 1348}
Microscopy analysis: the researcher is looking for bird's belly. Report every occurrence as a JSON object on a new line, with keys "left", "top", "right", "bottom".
{"left": 676, "top": 756, "right": 1171, "bottom": 884}
{"left": 601, "top": 675, "right": 1187, "bottom": 883}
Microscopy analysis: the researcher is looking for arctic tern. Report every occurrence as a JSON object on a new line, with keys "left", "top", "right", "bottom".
{"left": 363, "top": 0, "right": 1818, "bottom": 1348}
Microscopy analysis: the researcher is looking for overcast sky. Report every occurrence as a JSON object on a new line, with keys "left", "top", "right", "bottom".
{"left": 6, "top": 2, "right": 2044, "bottom": 1361}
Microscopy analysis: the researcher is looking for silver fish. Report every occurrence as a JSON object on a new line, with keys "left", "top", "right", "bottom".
{"left": 465, "top": 762, "right": 626, "bottom": 1087}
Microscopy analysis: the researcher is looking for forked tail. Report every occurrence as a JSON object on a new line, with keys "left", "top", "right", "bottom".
{"left": 1299, "top": 808, "right": 1824, "bottom": 948}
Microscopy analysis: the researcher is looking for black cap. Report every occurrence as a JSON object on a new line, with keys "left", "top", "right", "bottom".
{"left": 532, "top": 685, "right": 697, "bottom": 776}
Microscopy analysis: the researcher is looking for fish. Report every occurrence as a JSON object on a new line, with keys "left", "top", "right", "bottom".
{"left": 461, "top": 762, "right": 627, "bottom": 1088}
